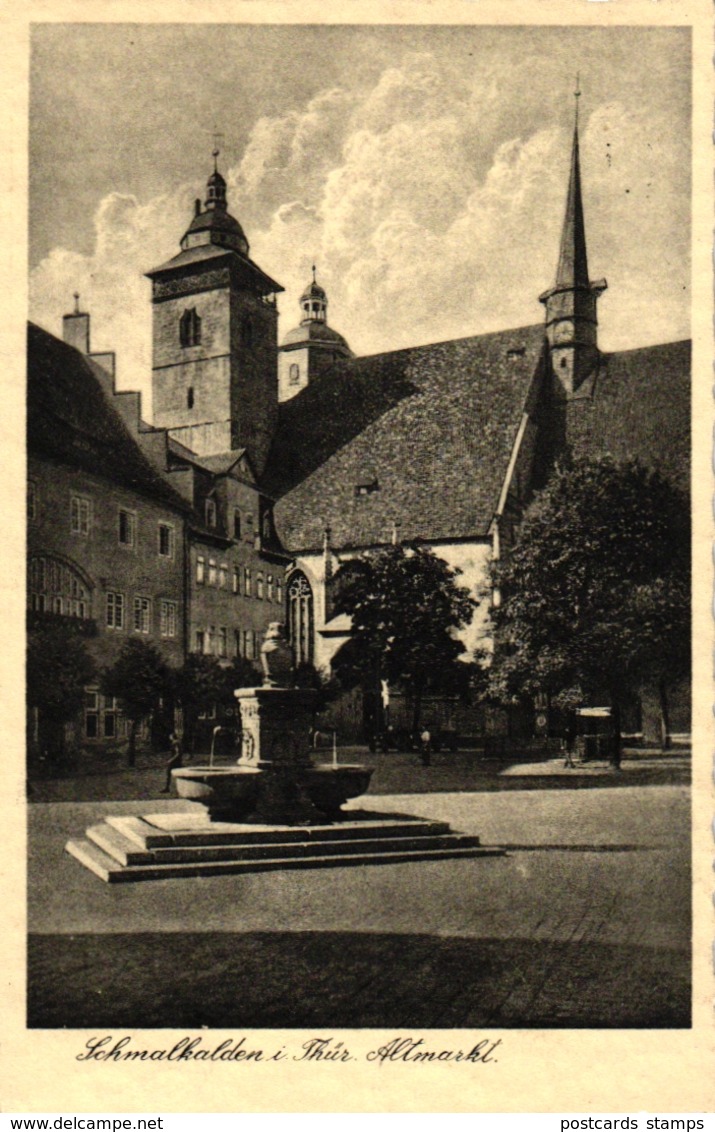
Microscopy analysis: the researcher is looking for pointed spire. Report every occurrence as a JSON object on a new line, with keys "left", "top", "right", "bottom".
{"left": 555, "top": 84, "right": 590, "bottom": 291}
{"left": 539, "top": 81, "right": 607, "bottom": 397}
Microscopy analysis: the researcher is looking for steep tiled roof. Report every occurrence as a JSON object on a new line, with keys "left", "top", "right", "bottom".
{"left": 563, "top": 339, "right": 690, "bottom": 491}
{"left": 200, "top": 449, "right": 250, "bottom": 476}
{"left": 27, "top": 322, "right": 189, "bottom": 514}
{"left": 270, "top": 324, "right": 547, "bottom": 551}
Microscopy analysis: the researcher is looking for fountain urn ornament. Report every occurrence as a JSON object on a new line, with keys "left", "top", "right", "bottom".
{"left": 261, "top": 621, "right": 293, "bottom": 687}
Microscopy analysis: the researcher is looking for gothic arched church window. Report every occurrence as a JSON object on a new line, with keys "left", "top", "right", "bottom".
{"left": 288, "top": 572, "right": 314, "bottom": 667}
{"left": 180, "top": 307, "right": 202, "bottom": 348}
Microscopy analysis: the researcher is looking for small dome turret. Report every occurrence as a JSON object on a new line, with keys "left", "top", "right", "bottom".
{"left": 279, "top": 266, "right": 352, "bottom": 400}
{"left": 300, "top": 267, "right": 328, "bottom": 323}
{"left": 180, "top": 161, "right": 249, "bottom": 256}
{"left": 205, "top": 168, "right": 227, "bottom": 210}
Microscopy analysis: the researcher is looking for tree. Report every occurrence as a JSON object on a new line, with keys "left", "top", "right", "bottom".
{"left": 484, "top": 458, "right": 690, "bottom": 758}
{"left": 101, "top": 639, "right": 170, "bottom": 766}
{"left": 333, "top": 544, "right": 477, "bottom": 734}
{"left": 27, "top": 624, "right": 96, "bottom": 760}
{"left": 173, "top": 653, "right": 261, "bottom": 753}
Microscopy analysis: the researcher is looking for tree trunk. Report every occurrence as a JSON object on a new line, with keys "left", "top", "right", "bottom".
{"left": 609, "top": 696, "right": 622, "bottom": 769}
{"left": 657, "top": 680, "right": 671, "bottom": 751}
{"left": 127, "top": 719, "right": 137, "bottom": 768}
{"left": 411, "top": 682, "right": 423, "bottom": 735}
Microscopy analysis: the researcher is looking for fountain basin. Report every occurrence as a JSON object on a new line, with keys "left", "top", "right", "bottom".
{"left": 172, "top": 763, "right": 374, "bottom": 822}
{"left": 304, "top": 764, "right": 375, "bottom": 818}
{"left": 172, "top": 766, "right": 262, "bottom": 821}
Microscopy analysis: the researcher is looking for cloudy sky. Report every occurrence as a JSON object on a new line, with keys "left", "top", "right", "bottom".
{"left": 30, "top": 24, "right": 690, "bottom": 415}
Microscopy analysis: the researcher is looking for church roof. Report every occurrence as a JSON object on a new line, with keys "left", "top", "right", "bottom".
{"left": 268, "top": 326, "right": 691, "bottom": 554}
{"left": 562, "top": 338, "right": 691, "bottom": 492}
{"left": 27, "top": 322, "right": 190, "bottom": 513}
{"left": 269, "top": 324, "right": 547, "bottom": 551}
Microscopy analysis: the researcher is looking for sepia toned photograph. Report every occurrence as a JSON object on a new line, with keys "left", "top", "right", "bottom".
{"left": 25, "top": 22, "right": 692, "bottom": 1037}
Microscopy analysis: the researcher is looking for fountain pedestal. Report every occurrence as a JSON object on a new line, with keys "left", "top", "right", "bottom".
{"left": 234, "top": 686, "right": 324, "bottom": 824}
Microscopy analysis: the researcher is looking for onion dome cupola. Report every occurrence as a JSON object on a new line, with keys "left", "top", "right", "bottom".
{"left": 278, "top": 267, "right": 352, "bottom": 405}
{"left": 180, "top": 161, "right": 250, "bottom": 257}
{"left": 279, "top": 267, "right": 352, "bottom": 402}
{"left": 300, "top": 272, "right": 328, "bottom": 323}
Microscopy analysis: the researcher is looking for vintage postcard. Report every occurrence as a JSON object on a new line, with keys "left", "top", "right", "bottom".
{"left": 2, "top": 0, "right": 712, "bottom": 1115}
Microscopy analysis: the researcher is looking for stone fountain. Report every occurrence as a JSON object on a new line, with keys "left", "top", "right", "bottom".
{"left": 65, "top": 625, "right": 501, "bottom": 882}
{"left": 171, "top": 622, "right": 373, "bottom": 823}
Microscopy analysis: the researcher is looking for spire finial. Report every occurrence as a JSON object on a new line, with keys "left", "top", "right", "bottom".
{"left": 574, "top": 73, "right": 581, "bottom": 130}
{"left": 73, "top": 292, "right": 80, "bottom": 314}
{"left": 212, "top": 128, "right": 224, "bottom": 173}
{"left": 312, "top": 264, "right": 317, "bottom": 283}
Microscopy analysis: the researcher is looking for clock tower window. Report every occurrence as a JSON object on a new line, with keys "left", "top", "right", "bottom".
{"left": 179, "top": 308, "right": 202, "bottom": 348}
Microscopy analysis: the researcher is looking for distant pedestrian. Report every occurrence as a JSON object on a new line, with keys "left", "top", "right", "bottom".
{"left": 563, "top": 717, "right": 577, "bottom": 768}
{"left": 420, "top": 727, "right": 432, "bottom": 767}
{"left": 161, "top": 731, "right": 183, "bottom": 793}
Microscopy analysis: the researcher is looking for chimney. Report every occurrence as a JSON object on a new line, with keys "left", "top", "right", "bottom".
{"left": 62, "top": 293, "right": 90, "bottom": 354}
{"left": 194, "top": 198, "right": 202, "bottom": 217}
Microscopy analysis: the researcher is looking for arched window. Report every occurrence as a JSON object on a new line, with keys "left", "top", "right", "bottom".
{"left": 241, "top": 315, "right": 253, "bottom": 347}
{"left": 205, "top": 499, "right": 217, "bottom": 528}
{"left": 233, "top": 509, "right": 241, "bottom": 539}
{"left": 187, "top": 386, "right": 195, "bottom": 409}
{"left": 28, "top": 555, "right": 92, "bottom": 619}
{"left": 288, "top": 572, "right": 314, "bottom": 667}
{"left": 256, "top": 572, "right": 264, "bottom": 600}
{"left": 289, "top": 362, "right": 300, "bottom": 385}
{"left": 180, "top": 308, "right": 201, "bottom": 347}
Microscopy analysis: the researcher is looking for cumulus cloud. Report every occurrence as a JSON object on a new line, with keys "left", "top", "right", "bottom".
{"left": 30, "top": 51, "right": 690, "bottom": 417}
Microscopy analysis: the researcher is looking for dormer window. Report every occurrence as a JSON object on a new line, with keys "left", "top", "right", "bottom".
{"left": 355, "top": 478, "right": 379, "bottom": 497}
{"left": 180, "top": 308, "right": 201, "bottom": 347}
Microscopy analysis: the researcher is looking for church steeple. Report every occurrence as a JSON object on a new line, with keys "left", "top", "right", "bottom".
{"left": 539, "top": 83, "right": 607, "bottom": 397}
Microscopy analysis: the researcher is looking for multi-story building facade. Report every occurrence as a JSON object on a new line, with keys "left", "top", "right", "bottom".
{"left": 27, "top": 320, "right": 189, "bottom": 749}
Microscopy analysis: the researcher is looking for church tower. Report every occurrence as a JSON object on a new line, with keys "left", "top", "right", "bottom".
{"left": 539, "top": 91, "right": 607, "bottom": 397}
{"left": 147, "top": 155, "right": 283, "bottom": 473}
{"left": 278, "top": 268, "right": 352, "bottom": 402}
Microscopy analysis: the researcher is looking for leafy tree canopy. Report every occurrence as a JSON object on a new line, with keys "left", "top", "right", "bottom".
{"left": 333, "top": 543, "right": 477, "bottom": 727}
{"left": 101, "top": 638, "right": 170, "bottom": 722}
{"left": 27, "top": 624, "right": 96, "bottom": 723}
{"left": 485, "top": 458, "right": 690, "bottom": 719}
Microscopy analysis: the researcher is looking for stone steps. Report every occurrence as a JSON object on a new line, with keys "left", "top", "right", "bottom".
{"left": 85, "top": 822, "right": 485, "bottom": 867}
{"left": 65, "top": 813, "right": 504, "bottom": 883}
{"left": 104, "top": 813, "right": 453, "bottom": 850}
